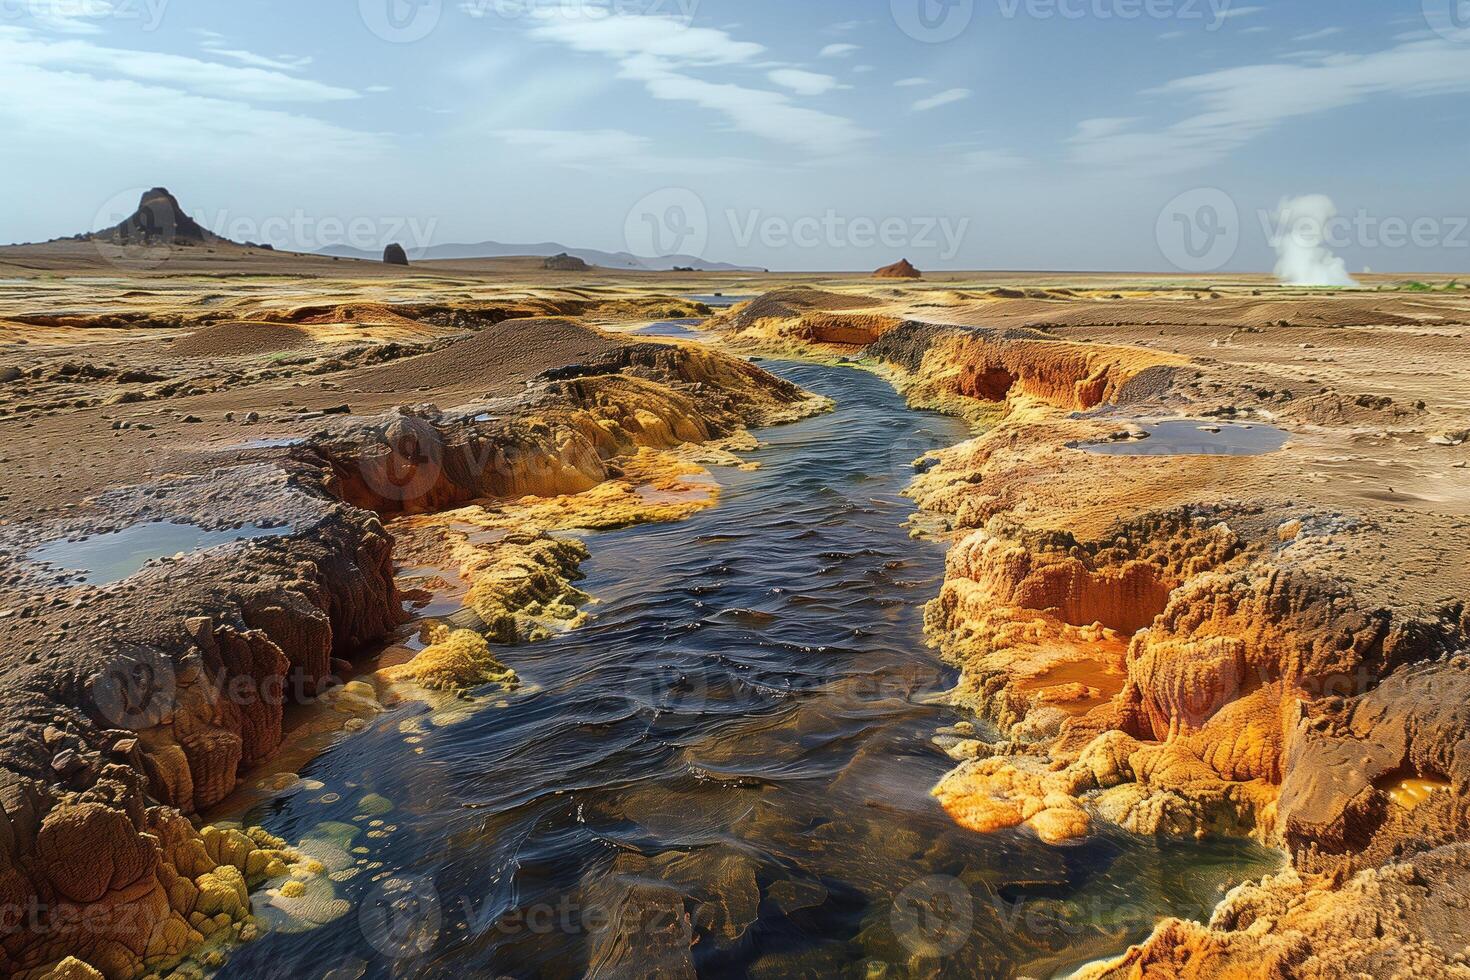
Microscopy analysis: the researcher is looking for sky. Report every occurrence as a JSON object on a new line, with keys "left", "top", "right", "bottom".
{"left": 3, "top": 0, "right": 1469, "bottom": 273}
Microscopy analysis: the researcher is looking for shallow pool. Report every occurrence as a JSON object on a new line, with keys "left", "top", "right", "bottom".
{"left": 1071, "top": 420, "right": 1289, "bottom": 457}
{"left": 28, "top": 520, "right": 287, "bottom": 585}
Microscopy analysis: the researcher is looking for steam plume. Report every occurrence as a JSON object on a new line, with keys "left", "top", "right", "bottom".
{"left": 1272, "top": 194, "right": 1358, "bottom": 287}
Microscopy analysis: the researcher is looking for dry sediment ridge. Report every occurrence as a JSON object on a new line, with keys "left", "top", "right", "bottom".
{"left": 0, "top": 330, "right": 818, "bottom": 979}
{"left": 706, "top": 295, "right": 1470, "bottom": 977}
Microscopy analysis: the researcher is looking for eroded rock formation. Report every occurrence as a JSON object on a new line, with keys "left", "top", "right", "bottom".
{"left": 707, "top": 287, "right": 1470, "bottom": 975}
{"left": 0, "top": 316, "right": 818, "bottom": 978}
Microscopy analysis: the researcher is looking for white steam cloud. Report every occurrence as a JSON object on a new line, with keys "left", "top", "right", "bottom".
{"left": 1272, "top": 194, "right": 1358, "bottom": 287}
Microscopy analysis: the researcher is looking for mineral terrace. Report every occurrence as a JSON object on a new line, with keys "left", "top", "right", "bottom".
{"left": 0, "top": 246, "right": 1467, "bottom": 978}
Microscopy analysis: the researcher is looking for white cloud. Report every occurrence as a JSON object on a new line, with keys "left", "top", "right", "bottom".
{"left": 0, "top": 27, "right": 356, "bottom": 102}
{"left": 912, "top": 87, "right": 971, "bottom": 111}
{"left": 895, "top": 76, "right": 930, "bottom": 87}
{"left": 767, "top": 68, "right": 844, "bottom": 96}
{"left": 851, "top": 64, "right": 874, "bottom": 73}
{"left": 819, "top": 43, "right": 860, "bottom": 58}
{"left": 203, "top": 48, "right": 314, "bottom": 73}
{"left": 531, "top": 15, "right": 764, "bottom": 66}
{"left": 527, "top": 15, "right": 870, "bottom": 154}
{"left": 1293, "top": 27, "right": 1344, "bottom": 42}
{"left": 1069, "top": 32, "right": 1470, "bottom": 173}
{"left": 1217, "top": 5, "right": 1264, "bottom": 19}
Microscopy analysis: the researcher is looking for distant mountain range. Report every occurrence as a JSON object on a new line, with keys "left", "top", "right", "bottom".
{"left": 317, "top": 241, "right": 764, "bottom": 273}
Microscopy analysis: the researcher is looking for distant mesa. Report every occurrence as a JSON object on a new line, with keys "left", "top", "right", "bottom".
{"left": 543, "top": 252, "right": 590, "bottom": 272}
{"left": 86, "top": 187, "right": 225, "bottom": 247}
{"left": 873, "top": 258, "right": 921, "bottom": 279}
{"left": 383, "top": 243, "right": 410, "bottom": 266}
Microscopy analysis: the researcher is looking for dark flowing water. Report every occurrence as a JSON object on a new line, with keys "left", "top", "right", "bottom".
{"left": 219, "top": 364, "right": 1278, "bottom": 979}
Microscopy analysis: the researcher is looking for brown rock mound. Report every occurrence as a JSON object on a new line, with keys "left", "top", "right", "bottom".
{"left": 169, "top": 322, "right": 314, "bottom": 358}
{"left": 873, "top": 258, "right": 921, "bottom": 279}
{"left": 383, "top": 243, "right": 409, "bottom": 266}
{"left": 543, "top": 252, "right": 590, "bottom": 272}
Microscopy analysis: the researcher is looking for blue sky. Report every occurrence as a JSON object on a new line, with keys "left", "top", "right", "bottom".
{"left": 4, "top": 0, "right": 1469, "bottom": 272}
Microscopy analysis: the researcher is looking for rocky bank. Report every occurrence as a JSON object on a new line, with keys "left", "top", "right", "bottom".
{"left": 0, "top": 312, "right": 819, "bottom": 978}
{"left": 708, "top": 286, "right": 1470, "bottom": 976}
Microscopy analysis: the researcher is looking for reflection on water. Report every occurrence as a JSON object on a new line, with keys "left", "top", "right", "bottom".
{"left": 27, "top": 520, "right": 287, "bottom": 585}
{"left": 219, "top": 365, "right": 1278, "bottom": 979}
{"left": 1070, "top": 420, "right": 1289, "bottom": 457}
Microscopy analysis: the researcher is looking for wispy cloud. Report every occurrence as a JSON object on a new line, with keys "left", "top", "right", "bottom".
{"left": 1293, "top": 27, "right": 1344, "bottom": 42}
{"left": 195, "top": 30, "right": 313, "bottom": 73}
{"left": 0, "top": 31, "right": 385, "bottom": 172}
{"left": 0, "top": 27, "right": 355, "bottom": 102}
{"left": 895, "top": 76, "right": 930, "bottom": 87}
{"left": 913, "top": 87, "right": 972, "bottom": 111}
{"left": 1069, "top": 31, "right": 1470, "bottom": 173}
{"left": 767, "top": 68, "right": 844, "bottom": 96}
{"left": 528, "top": 15, "right": 871, "bottom": 154}
{"left": 819, "top": 43, "right": 860, "bottom": 58}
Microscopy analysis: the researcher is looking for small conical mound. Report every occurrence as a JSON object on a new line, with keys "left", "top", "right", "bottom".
{"left": 873, "top": 258, "right": 921, "bottom": 279}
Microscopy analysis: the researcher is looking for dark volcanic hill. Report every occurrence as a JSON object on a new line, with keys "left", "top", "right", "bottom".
{"left": 86, "top": 187, "right": 227, "bottom": 246}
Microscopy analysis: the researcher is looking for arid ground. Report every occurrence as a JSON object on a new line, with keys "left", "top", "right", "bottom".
{"left": 1, "top": 242, "right": 1468, "bottom": 978}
